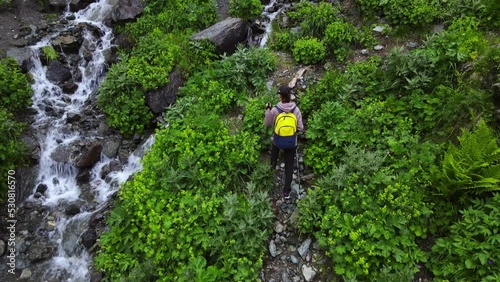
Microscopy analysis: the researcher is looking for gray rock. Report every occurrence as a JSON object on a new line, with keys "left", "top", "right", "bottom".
{"left": 298, "top": 238, "right": 312, "bottom": 259}
{"left": 372, "top": 26, "right": 385, "bottom": 33}
{"left": 19, "top": 268, "right": 32, "bottom": 279}
{"left": 101, "top": 160, "right": 122, "bottom": 181}
{"left": 361, "top": 49, "right": 369, "bottom": 55}
{"left": 80, "top": 228, "right": 97, "bottom": 249}
{"left": 433, "top": 24, "right": 445, "bottom": 33}
{"left": 145, "top": 67, "right": 183, "bottom": 114}
{"left": 62, "top": 80, "right": 78, "bottom": 94}
{"left": 407, "top": 41, "right": 418, "bottom": 49}
{"left": 191, "top": 17, "right": 249, "bottom": 55}
{"left": 46, "top": 60, "right": 72, "bottom": 85}
{"left": 290, "top": 255, "right": 299, "bottom": 264}
{"left": 76, "top": 142, "right": 103, "bottom": 168}
{"left": 66, "top": 112, "right": 81, "bottom": 123}
{"left": 269, "top": 240, "right": 279, "bottom": 257}
{"left": 374, "top": 45, "right": 384, "bottom": 51}
{"left": 0, "top": 239, "right": 5, "bottom": 256}
{"left": 102, "top": 139, "right": 121, "bottom": 158}
{"left": 6, "top": 47, "right": 33, "bottom": 72}
{"left": 274, "top": 221, "right": 284, "bottom": 233}
{"left": 76, "top": 168, "right": 90, "bottom": 185}
{"left": 65, "top": 203, "right": 81, "bottom": 215}
{"left": 53, "top": 34, "right": 81, "bottom": 53}
{"left": 27, "top": 244, "right": 54, "bottom": 262}
{"left": 111, "top": 0, "right": 144, "bottom": 24}
{"left": 302, "top": 265, "right": 316, "bottom": 282}
{"left": 35, "top": 183, "right": 48, "bottom": 194}
{"left": 51, "top": 144, "right": 72, "bottom": 163}
{"left": 282, "top": 272, "right": 291, "bottom": 282}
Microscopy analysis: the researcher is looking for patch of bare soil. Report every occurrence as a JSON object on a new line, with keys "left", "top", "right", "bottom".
{"left": 0, "top": 0, "right": 43, "bottom": 56}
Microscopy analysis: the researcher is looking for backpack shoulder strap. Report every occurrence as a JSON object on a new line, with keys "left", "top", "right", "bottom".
{"left": 275, "top": 106, "right": 284, "bottom": 113}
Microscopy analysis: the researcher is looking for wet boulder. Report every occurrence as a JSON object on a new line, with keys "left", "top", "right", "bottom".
{"left": 76, "top": 142, "right": 102, "bottom": 168}
{"left": 6, "top": 47, "right": 34, "bottom": 73}
{"left": 191, "top": 17, "right": 249, "bottom": 55}
{"left": 53, "top": 33, "right": 81, "bottom": 54}
{"left": 145, "top": 67, "right": 184, "bottom": 114}
{"left": 46, "top": 60, "right": 72, "bottom": 85}
{"left": 80, "top": 228, "right": 97, "bottom": 249}
{"left": 110, "top": 0, "right": 144, "bottom": 24}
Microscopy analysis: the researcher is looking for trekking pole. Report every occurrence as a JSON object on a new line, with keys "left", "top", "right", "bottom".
{"left": 296, "top": 144, "right": 300, "bottom": 192}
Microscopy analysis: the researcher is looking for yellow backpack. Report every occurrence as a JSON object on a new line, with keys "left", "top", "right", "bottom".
{"left": 273, "top": 106, "right": 297, "bottom": 149}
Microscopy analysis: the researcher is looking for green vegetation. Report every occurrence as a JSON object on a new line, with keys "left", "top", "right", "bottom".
{"left": 228, "top": 0, "right": 262, "bottom": 20}
{"left": 41, "top": 45, "right": 58, "bottom": 61}
{"left": 94, "top": 0, "right": 500, "bottom": 281}
{"left": 0, "top": 58, "right": 32, "bottom": 202}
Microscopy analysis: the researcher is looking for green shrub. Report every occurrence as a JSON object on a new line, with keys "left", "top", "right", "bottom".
{"left": 441, "top": 0, "right": 500, "bottom": 28}
{"left": 41, "top": 45, "right": 58, "bottom": 61}
{"left": 180, "top": 72, "right": 238, "bottom": 114}
{"left": 356, "top": 0, "right": 439, "bottom": 26}
{"left": 323, "top": 21, "right": 357, "bottom": 61}
{"left": 125, "top": 0, "right": 217, "bottom": 39}
{"left": 180, "top": 46, "right": 276, "bottom": 106}
{"left": 300, "top": 56, "right": 386, "bottom": 115}
{"left": 228, "top": 0, "right": 262, "bottom": 20}
{"left": 0, "top": 57, "right": 33, "bottom": 111}
{"left": 288, "top": 1, "right": 340, "bottom": 38}
{"left": 387, "top": 85, "right": 493, "bottom": 138}
{"left": 292, "top": 37, "right": 326, "bottom": 65}
{"left": 304, "top": 98, "right": 419, "bottom": 175}
{"left": 299, "top": 166, "right": 431, "bottom": 279}
{"left": 0, "top": 108, "right": 26, "bottom": 202}
{"left": 127, "top": 29, "right": 180, "bottom": 91}
{"left": 432, "top": 119, "right": 500, "bottom": 197}
{"left": 242, "top": 94, "right": 274, "bottom": 150}
{"left": 95, "top": 113, "right": 272, "bottom": 281}
{"left": 425, "top": 17, "right": 488, "bottom": 64}
{"left": 429, "top": 193, "right": 500, "bottom": 281}
{"left": 97, "top": 61, "right": 153, "bottom": 135}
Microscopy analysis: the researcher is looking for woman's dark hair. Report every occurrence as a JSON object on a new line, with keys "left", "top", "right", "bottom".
{"left": 278, "top": 85, "right": 291, "bottom": 103}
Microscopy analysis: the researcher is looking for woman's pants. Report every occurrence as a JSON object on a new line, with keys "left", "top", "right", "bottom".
{"left": 270, "top": 143, "right": 295, "bottom": 195}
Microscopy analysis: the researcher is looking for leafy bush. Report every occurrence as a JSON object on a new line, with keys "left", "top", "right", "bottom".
{"left": 0, "top": 108, "right": 26, "bottom": 202}
{"left": 97, "top": 61, "right": 153, "bottom": 135}
{"left": 126, "top": 0, "right": 217, "bottom": 40}
{"left": 95, "top": 112, "right": 272, "bottom": 281}
{"left": 304, "top": 98, "right": 419, "bottom": 175}
{"left": 127, "top": 29, "right": 180, "bottom": 91}
{"left": 242, "top": 94, "right": 274, "bottom": 150}
{"left": 356, "top": 0, "right": 439, "bottom": 26}
{"left": 432, "top": 119, "right": 500, "bottom": 197}
{"left": 323, "top": 21, "right": 356, "bottom": 61}
{"left": 292, "top": 37, "right": 326, "bottom": 65}
{"left": 288, "top": 1, "right": 340, "bottom": 38}
{"left": 425, "top": 17, "right": 488, "bottom": 64}
{"left": 299, "top": 164, "right": 431, "bottom": 279}
{"left": 441, "top": 0, "right": 500, "bottom": 28}
{"left": 41, "top": 45, "right": 58, "bottom": 61}
{"left": 387, "top": 85, "right": 493, "bottom": 138}
{"left": 429, "top": 193, "right": 500, "bottom": 281}
{"left": 0, "top": 57, "right": 33, "bottom": 111}
{"left": 228, "top": 0, "right": 262, "bottom": 20}
{"left": 180, "top": 72, "right": 238, "bottom": 114}
{"left": 300, "top": 56, "right": 386, "bottom": 114}
{"left": 180, "top": 46, "right": 276, "bottom": 106}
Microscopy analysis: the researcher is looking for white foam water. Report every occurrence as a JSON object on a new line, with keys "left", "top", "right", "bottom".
{"left": 25, "top": 1, "right": 154, "bottom": 280}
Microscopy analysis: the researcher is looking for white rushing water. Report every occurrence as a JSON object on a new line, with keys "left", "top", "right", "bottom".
{"left": 259, "top": 0, "right": 282, "bottom": 47}
{"left": 26, "top": 0, "right": 154, "bottom": 280}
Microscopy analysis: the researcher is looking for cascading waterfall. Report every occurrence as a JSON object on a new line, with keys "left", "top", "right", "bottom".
{"left": 25, "top": 0, "right": 153, "bottom": 280}
{"left": 259, "top": 0, "right": 282, "bottom": 48}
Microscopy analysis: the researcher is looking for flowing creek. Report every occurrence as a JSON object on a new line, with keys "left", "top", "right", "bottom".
{"left": 22, "top": 1, "right": 154, "bottom": 281}
{"left": 5, "top": 0, "right": 284, "bottom": 280}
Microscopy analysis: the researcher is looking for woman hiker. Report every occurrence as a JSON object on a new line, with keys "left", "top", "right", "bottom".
{"left": 264, "top": 85, "right": 304, "bottom": 199}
